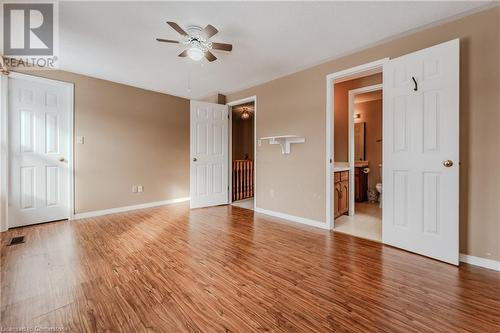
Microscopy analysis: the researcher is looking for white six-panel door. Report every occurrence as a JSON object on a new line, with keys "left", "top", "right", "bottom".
{"left": 190, "top": 101, "right": 229, "bottom": 208}
{"left": 383, "top": 39, "right": 459, "bottom": 265}
{"left": 8, "top": 76, "right": 72, "bottom": 227}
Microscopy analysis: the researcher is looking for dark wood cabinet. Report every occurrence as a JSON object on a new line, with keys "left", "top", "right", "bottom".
{"left": 354, "top": 167, "right": 368, "bottom": 202}
{"left": 334, "top": 183, "right": 341, "bottom": 218}
{"left": 334, "top": 171, "right": 349, "bottom": 218}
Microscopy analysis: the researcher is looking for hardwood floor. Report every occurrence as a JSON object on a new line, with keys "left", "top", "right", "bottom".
{"left": 1, "top": 203, "right": 499, "bottom": 332}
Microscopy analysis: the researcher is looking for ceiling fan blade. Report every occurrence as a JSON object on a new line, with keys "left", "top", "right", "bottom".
{"left": 203, "top": 24, "right": 218, "bottom": 38}
{"left": 156, "top": 38, "right": 180, "bottom": 44}
{"left": 167, "top": 21, "right": 188, "bottom": 36}
{"left": 211, "top": 42, "right": 232, "bottom": 52}
{"left": 205, "top": 51, "right": 217, "bottom": 62}
{"left": 178, "top": 50, "right": 188, "bottom": 57}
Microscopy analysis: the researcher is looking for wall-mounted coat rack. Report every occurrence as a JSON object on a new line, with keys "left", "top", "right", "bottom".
{"left": 259, "top": 135, "right": 305, "bottom": 154}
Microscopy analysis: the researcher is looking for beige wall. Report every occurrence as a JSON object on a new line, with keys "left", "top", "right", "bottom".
{"left": 226, "top": 7, "right": 500, "bottom": 261}
{"left": 355, "top": 100, "right": 382, "bottom": 188}
{"left": 20, "top": 70, "right": 190, "bottom": 213}
{"left": 333, "top": 74, "right": 382, "bottom": 162}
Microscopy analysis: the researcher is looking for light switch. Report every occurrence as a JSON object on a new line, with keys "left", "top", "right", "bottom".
{"left": 77, "top": 136, "right": 85, "bottom": 144}
{"left": 132, "top": 185, "right": 138, "bottom": 193}
{"left": 137, "top": 185, "right": 143, "bottom": 193}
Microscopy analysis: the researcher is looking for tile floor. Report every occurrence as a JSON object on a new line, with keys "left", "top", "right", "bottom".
{"left": 334, "top": 202, "right": 382, "bottom": 242}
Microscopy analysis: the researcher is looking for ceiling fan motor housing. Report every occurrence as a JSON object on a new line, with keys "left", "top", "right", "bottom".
{"left": 183, "top": 25, "right": 212, "bottom": 51}
{"left": 186, "top": 25, "right": 203, "bottom": 36}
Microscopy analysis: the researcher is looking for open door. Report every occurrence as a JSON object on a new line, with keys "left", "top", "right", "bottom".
{"left": 190, "top": 101, "right": 229, "bottom": 209}
{"left": 383, "top": 39, "right": 459, "bottom": 265}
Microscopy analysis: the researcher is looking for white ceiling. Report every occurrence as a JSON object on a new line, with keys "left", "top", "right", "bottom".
{"left": 59, "top": 1, "right": 490, "bottom": 99}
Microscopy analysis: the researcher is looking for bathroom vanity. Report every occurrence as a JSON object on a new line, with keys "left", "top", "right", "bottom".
{"left": 333, "top": 168, "right": 349, "bottom": 218}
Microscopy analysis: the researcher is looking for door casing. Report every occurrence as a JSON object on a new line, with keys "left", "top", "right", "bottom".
{"left": 326, "top": 58, "right": 389, "bottom": 229}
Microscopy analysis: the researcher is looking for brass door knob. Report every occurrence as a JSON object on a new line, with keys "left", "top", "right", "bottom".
{"left": 59, "top": 157, "right": 65, "bottom": 162}
{"left": 443, "top": 160, "right": 453, "bottom": 167}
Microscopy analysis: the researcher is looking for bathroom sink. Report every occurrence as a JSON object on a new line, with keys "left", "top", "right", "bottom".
{"left": 355, "top": 161, "right": 369, "bottom": 167}
{"left": 333, "top": 162, "right": 350, "bottom": 172}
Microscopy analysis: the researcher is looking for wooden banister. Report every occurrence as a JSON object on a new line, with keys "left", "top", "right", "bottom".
{"left": 232, "top": 160, "right": 254, "bottom": 201}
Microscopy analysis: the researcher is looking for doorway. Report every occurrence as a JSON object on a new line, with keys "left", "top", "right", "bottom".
{"left": 228, "top": 99, "right": 255, "bottom": 210}
{"left": 326, "top": 59, "right": 387, "bottom": 233}
{"left": 328, "top": 65, "right": 384, "bottom": 242}
{"left": 335, "top": 84, "right": 383, "bottom": 242}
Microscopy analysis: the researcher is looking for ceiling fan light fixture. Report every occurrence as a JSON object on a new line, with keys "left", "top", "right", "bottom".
{"left": 187, "top": 47, "right": 204, "bottom": 61}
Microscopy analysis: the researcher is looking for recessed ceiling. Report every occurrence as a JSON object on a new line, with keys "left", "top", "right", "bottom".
{"left": 59, "top": 1, "right": 490, "bottom": 99}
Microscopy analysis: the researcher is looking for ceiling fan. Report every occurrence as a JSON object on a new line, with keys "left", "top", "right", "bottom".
{"left": 156, "top": 21, "right": 233, "bottom": 62}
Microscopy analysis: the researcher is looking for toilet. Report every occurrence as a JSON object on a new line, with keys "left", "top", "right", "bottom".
{"left": 375, "top": 164, "right": 382, "bottom": 208}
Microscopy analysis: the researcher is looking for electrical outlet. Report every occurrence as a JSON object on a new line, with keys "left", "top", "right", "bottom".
{"left": 137, "top": 185, "right": 143, "bottom": 193}
{"left": 132, "top": 185, "right": 138, "bottom": 193}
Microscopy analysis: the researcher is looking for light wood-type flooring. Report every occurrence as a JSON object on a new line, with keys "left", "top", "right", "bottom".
{"left": 2, "top": 203, "right": 499, "bottom": 332}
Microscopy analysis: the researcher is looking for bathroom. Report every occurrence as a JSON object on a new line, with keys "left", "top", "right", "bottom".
{"left": 332, "top": 73, "right": 383, "bottom": 241}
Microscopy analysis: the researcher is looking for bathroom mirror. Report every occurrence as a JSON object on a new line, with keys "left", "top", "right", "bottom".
{"left": 354, "top": 122, "right": 365, "bottom": 161}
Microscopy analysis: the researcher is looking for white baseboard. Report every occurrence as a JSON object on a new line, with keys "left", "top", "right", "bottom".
{"left": 460, "top": 253, "right": 500, "bottom": 271}
{"left": 72, "top": 197, "right": 190, "bottom": 220}
{"left": 255, "top": 207, "right": 330, "bottom": 230}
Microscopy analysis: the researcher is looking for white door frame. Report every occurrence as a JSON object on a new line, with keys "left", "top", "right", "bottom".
{"left": 0, "top": 75, "right": 8, "bottom": 231}
{"left": 325, "top": 58, "right": 388, "bottom": 229}
{"left": 0, "top": 72, "right": 75, "bottom": 230}
{"left": 227, "top": 96, "right": 257, "bottom": 210}
{"left": 347, "top": 84, "right": 383, "bottom": 216}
